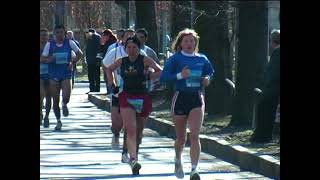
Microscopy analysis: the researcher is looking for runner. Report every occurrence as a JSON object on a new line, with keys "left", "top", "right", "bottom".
{"left": 40, "top": 28, "right": 52, "bottom": 127}
{"left": 102, "top": 29, "right": 147, "bottom": 163}
{"left": 106, "top": 36, "right": 162, "bottom": 175}
{"left": 66, "top": 30, "right": 80, "bottom": 89}
{"left": 106, "top": 29, "right": 124, "bottom": 54}
{"left": 97, "top": 29, "right": 117, "bottom": 94}
{"left": 41, "top": 25, "right": 83, "bottom": 131}
{"left": 135, "top": 28, "right": 160, "bottom": 65}
{"left": 160, "top": 28, "right": 214, "bottom": 180}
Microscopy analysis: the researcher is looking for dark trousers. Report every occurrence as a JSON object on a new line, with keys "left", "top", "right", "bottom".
{"left": 87, "top": 63, "right": 101, "bottom": 92}
{"left": 253, "top": 94, "right": 279, "bottom": 139}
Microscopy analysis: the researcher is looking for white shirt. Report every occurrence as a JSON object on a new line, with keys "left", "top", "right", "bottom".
{"left": 181, "top": 50, "right": 196, "bottom": 57}
{"left": 106, "top": 42, "right": 121, "bottom": 54}
{"left": 141, "top": 45, "right": 160, "bottom": 64}
{"left": 41, "top": 39, "right": 81, "bottom": 56}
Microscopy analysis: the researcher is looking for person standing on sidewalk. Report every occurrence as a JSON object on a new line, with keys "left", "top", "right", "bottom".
{"left": 41, "top": 25, "right": 83, "bottom": 131}
{"left": 85, "top": 28, "right": 101, "bottom": 93}
{"left": 97, "top": 29, "right": 117, "bottom": 94}
{"left": 40, "top": 28, "right": 52, "bottom": 127}
{"left": 106, "top": 36, "right": 162, "bottom": 175}
{"left": 106, "top": 29, "right": 124, "bottom": 54}
{"left": 250, "top": 29, "right": 280, "bottom": 143}
{"left": 135, "top": 28, "right": 160, "bottom": 65}
{"left": 160, "top": 28, "right": 214, "bottom": 180}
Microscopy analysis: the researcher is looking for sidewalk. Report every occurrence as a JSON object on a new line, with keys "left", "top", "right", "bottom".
{"left": 40, "top": 83, "right": 273, "bottom": 179}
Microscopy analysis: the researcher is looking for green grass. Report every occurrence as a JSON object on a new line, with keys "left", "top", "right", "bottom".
{"left": 150, "top": 100, "right": 279, "bottom": 158}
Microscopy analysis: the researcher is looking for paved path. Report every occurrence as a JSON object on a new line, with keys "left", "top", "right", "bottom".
{"left": 40, "top": 83, "right": 273, "bottom": 180}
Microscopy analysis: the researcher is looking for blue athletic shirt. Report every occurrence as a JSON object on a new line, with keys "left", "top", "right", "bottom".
{"left": 48, "top": 39, "right": 72, "bottom": 79}
{"left": 160, "top": 51, "right": 214, "bottom": 92}
{"left": 40, "top": 47, "right": 51, "bottom": 80}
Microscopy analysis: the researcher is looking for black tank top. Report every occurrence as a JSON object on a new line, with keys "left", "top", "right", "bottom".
{"left": 120, "top": 54, "right": 147, "bottom": 94}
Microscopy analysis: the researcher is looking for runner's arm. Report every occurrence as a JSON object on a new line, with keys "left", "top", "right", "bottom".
{"left": 106, "top": 58, "right": 122, "bottom": 86}
{"left": 159, "top": 56, "right": 178, "bottom": 83}
{"left": 144, "top": 56, "right": 162, "bottom": 80}
{"left": 40, "top": 42, "right": 54, "bottom": 63}
{"left": 201, "top": 58, "right": 215, "bottom": 87}
{"left": 69, "top": 40, "right": 83, "bottom": 64}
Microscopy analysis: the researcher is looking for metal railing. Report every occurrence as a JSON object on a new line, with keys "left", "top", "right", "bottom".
{"left": 252, "top": 88, "right": 263, "bottom": 129}
{"left": 224, "top": 78, "right": 264, "bottom": 128}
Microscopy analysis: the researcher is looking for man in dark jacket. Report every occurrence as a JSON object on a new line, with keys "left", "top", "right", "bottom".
{"left": 250, "top": 29, "right": 280, "bottom": 143}
{"left": 85, "top": 28, "right": 101, "bottom": 92}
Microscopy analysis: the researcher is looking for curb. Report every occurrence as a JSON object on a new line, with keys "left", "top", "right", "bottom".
{"left": 88, "top": 93, "right": 280, "bottom": 180}
{"left": 88, "top": 93, "right": 109, "bottom": 110}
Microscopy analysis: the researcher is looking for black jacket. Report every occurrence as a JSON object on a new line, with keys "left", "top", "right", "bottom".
{"left": 262, "top": 47, "right": 280, "bottom": 98}
{"left": 85, "top": 32, "right": 101, "bottom": 64}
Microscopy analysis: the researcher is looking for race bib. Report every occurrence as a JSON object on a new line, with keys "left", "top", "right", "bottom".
{"left": 186, "top": 70, "right": 202, "bottom": 87}
{"left": 54, "top": 52, "right": 68, "bottom": 64}
{"left": 127, "top": 98, "right": 144, "bottom": 113}
{"left": 40, "top": 64, "right": 48, "bottom": 74}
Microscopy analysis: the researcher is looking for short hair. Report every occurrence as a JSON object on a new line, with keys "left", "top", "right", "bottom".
{"left": 124, "top": 28, "right": 135, "bottom": 34}
{"left": 171, "top": 28, "right": 200, "bottom": 53}
{"left": 54, "top": 25, "right": 65, "bottom": 31}
{"left": 135, "top": 28, "right": 148, "bottom": 38}
{"left": 103, "top": 28, "right": 113, "bottom": 36}
{"left": 271, "top": 29, "right": 280, "bottom": 45}
{"left": 103, "top": 28, "right": 117, "bottom": 41}
{"left": 124, "top": 36, "right": 141, "bottom": 49}
{"left": 116, "top": 29, "right": 125, "bottom": 38}
{"left": 88, "top": 28, "right": 95, "bottom": 33}
{"left": 40, "top": 28, "right": 48, "bottom": 33}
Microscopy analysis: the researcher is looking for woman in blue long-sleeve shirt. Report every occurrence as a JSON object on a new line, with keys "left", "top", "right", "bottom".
{"left": 160, "top": 28, "right": 214, "bottom": 180}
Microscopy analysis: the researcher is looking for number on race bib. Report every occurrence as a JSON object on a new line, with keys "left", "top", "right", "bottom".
{"left": 54, "top": 52, "right": 68, "bottom": 64}
{"left": 186, "top": 70, "right": 202, "bottom": 87}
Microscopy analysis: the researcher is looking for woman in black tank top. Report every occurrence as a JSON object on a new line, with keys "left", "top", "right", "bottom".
{"left": 106, "top": 36, "right": 162, "bottom": 175}
{"left": 120, "top": 54, "right": 147, "bottom": 94}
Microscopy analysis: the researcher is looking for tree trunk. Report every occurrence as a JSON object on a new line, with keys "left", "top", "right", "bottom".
{"left": 194, "top": 1, "right": 230, "bottom": 116}
{"left": 229, "top": 2, "right": 268, "bottom": 126}
{"left": 135, "top": 1, "right": 159, "bottom": 54}
{"left": 161, "top": 1, "right": 192, "bottom": 102}
{"left": 55, "top": 1, "right": 65, "bottom": 27}
{"left": 79, "top": 28, "right": 87, "bottom": 73}
{"left": 171, "top": 1, "right": 191, "bottom": 38}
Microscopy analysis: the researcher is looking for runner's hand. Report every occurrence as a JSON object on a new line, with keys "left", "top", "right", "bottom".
{"left": 68, "top": 62, "right": 73, "bottom": 71}
{"left": 202, "top": 76, "right": 210, "bottom": 87}
{"left": 181, "top": 66, "right": 190, "bottom": 79}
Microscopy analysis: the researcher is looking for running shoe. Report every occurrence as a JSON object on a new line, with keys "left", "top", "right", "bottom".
{"left": 121, "top": 153, "right": 130, "bottom": 163}
{"left": 174, "top": 157, "right": 184, "bottom": 179}
{"left": 55, "top": 121, "right": 62, "bottom": 131}
{"left": 43, "top": 117, "right": 49, "bottom": 128}
{"left": 130, "top": 160, "right": 141, "bottom": 175}
{"left": 62, "top": 105, "right": 69, "bottom": 117}
{"left": 111, "top": 135, "right": 120, "bottom": 149}
{"left": 40, "top": 114, "right": 43, "bottom": 125}
{"left": 190, "top": 169, "right": 200, "bottom": 180}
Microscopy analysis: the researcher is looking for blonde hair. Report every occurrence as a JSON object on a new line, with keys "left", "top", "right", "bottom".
{"left": 171, "top": 28, "right": 200, "bottom": 53}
